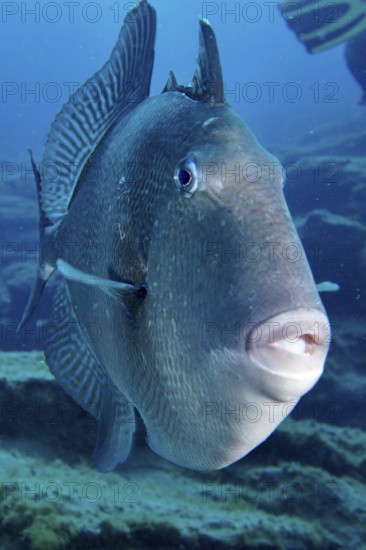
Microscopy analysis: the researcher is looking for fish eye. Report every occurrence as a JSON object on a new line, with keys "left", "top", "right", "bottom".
{"left": 178, "top": 168, "right": 192, "bottom": 187}
{"left": 174, "top": 159, "right": 199, "bottom": 197}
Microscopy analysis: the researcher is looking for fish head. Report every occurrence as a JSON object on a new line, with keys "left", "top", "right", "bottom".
{"left": 136, "top": 93, "right": 330, "bottom": 470}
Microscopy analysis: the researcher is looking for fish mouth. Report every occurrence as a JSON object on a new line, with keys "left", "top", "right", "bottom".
{"left": 247, "top": 308, "right": 330, "bottom": 382}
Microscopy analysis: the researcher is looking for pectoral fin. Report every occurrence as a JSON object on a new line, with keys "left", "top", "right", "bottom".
{"left": 57, "top": 259, "right": 147, "bottom": 318}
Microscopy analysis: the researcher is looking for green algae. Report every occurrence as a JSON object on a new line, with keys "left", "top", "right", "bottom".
{"left": 2, "top": 500, "right": 70, "bottom": 550}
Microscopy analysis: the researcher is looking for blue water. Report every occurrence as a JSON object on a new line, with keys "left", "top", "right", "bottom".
{"left": 0, "top": 2, "right": 365, "bottom": 548}
{"left": 1, "top": 0, "right": 364, "bottom": 342}
{"left": 0, "top": 0, "right": 363, "bottom": 161}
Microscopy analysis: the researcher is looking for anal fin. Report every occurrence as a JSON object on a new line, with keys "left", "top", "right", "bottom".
{"left": 45, "top": 282, "right": 135, "bottom": 471}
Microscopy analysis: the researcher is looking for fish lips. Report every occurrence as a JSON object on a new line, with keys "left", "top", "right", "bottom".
{"left": 145, "top": 308, "right": 330, "bottom": 472}
{"left": 245, "top": 307, "right": 330, "bottom": 402}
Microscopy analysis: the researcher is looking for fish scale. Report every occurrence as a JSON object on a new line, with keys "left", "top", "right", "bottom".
{"left": 20, "top": 0, "right": 330, "bottom": 471}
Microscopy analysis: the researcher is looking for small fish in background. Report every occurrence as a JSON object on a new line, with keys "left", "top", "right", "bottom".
{"left": 20, "top": 0, "right": 330, "bottom": 471}
{"left": 316, "top": 281, "right": 340, "bottom": 293}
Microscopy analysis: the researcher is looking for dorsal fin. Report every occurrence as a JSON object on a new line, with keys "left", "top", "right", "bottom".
{"left": 19, "top": 1, "right": 156, "bottom": 330}
{"left": 163, "top": 18, "right": 225, "bottom": 104}
{"left": 40, "top": 0, "right": 156, "bottom": 223}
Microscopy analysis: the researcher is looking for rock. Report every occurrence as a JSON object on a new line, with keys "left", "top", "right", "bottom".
{"left": 0, "top": 351, "right": 365, "bottom": 549}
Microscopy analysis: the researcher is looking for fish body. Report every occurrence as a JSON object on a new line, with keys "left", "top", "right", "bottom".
{"left": 22, "top": 0, "right": 330, "bottom": 471}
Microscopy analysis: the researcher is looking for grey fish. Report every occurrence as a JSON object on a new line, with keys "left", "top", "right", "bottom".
{"left": 21, "top": 0, "right": 330, "bottom": 471}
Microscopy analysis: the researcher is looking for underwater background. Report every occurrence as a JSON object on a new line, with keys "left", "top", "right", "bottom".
{"left": 0, "top": 1, "right": 365, "bottom": 548}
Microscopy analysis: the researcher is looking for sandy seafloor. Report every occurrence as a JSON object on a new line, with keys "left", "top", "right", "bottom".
{"left": 1, "top": 112, "right": 366, "bottom": 548}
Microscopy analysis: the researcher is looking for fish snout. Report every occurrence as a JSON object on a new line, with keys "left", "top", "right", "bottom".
{"left": 247, "top": 308, "right": 330, "bottom": 395}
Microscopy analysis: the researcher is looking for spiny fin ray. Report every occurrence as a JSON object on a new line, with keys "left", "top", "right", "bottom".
{"left": 163, "top": 18, "right": 225, "bottom": 104}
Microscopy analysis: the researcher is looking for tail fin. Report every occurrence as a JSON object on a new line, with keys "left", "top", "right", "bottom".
{"left": 18, "top": 150, "right": 56, "bottom": 330}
